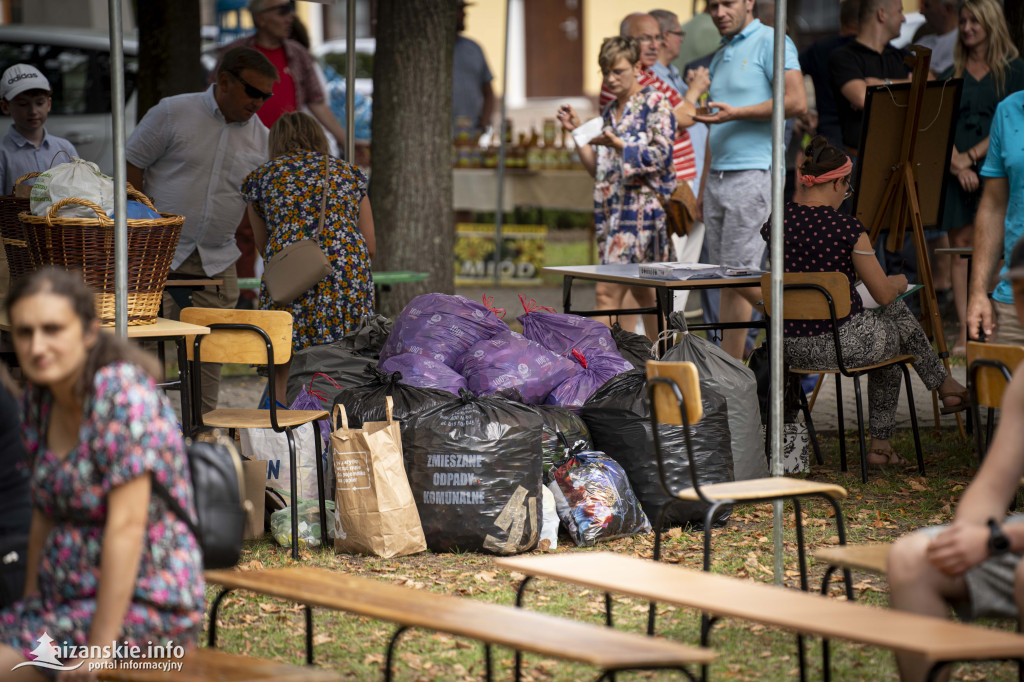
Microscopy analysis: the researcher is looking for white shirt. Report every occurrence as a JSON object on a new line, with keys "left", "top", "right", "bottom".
{"left": 126, "top": 85, "right": 268, "bottom": 276}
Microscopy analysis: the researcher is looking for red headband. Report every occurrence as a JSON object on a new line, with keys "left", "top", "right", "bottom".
{"left": 799, "top": 158, "right": 853, "bottom": 187}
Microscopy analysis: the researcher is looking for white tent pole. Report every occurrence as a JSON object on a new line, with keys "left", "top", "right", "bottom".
{"left": 769, "top": 0, "right": 788, "bottom": 586}
{"left": 493, "top": 0, "right": 512, "bottom": 287}
{"left": 109, "top": 0, "right": 127, "bottom": 337}
{"left": 345, "top": 0, "right": 356, "bottom": 162}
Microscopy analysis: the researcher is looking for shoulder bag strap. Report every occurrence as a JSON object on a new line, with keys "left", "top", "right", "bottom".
{"left": 311, "top": 153, "right": 330, "bottom": 247}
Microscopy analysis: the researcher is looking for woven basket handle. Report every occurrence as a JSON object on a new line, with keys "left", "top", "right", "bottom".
{"left": 126, "top": 187, "right": 157, "bottom": 211}
{"left": 44, "top": 197, "right": 109, "bottom": 225}
{"left": 14, "top": 171, "right": 40, "bottom": 187}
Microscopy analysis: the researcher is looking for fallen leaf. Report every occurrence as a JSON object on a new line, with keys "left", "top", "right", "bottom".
{"left": 474, "top": 571, "right": 497, "bottom": 583}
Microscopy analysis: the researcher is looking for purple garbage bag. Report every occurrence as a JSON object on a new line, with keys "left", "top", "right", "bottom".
{"left": 380, "top": 293, "right": 508, "bottom": 367}
{"left": 546, "top": 348, "right": 634, "bottom": 409}
{"left": 289, "top": 384, "right": 331, "bottom": 449}
{"left": 517, "top": 300, "right": 619, "bottom": 356}
{"left": 380, "top": 353, "right": 468, "bottom": 395}
{"left": 455, "top": 330, "right": 579, "bottom": 404}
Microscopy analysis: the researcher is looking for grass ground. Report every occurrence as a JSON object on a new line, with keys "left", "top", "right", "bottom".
{"left": 208, "top": 426, "right": 1018, "bottom": 681}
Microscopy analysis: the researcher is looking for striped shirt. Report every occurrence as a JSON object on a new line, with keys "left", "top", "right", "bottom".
{"left": 600, "top": 67, "right": 696, "bottom": 182}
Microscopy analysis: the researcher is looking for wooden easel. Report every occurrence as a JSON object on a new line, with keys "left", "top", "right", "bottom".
{"left": 862, "top": 46, "right": 964, "bottom": 436}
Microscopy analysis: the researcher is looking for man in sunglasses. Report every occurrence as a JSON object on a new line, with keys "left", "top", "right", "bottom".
{"left": 216, "top": 0, "right": 346, "bottom": 150}
{"left": 126, "top": 47, "right": 278, "bottom": 413}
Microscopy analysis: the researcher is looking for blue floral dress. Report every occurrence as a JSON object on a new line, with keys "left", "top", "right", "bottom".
{"left": 242, "top": 151, "right": 375, "bottom": 350}
{"left": 594, "top": 86, "right": 677, "bottom": 264}
{"left": 0, "top": 362, "right": 204, "bottom": 657}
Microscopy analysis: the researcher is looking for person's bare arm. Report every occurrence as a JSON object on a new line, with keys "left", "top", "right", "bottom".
{"left": 967, "top": 177, "right": 1009, "bottom": 340}
{"left": 126, "top": 163, "right": 145, "bottom": 195}
{"left": 851, "top": 233, "right": 904, "bottom": 305}
{"left": 556, "top": 104, "right": 597, "bottom": 177}
{"left": 247, "top": 204, "right": 268, "bottom": 257}
{"left": 695, "top": 69, "right": 807, "bottom": 124}
{"left": 307, "top": 100, "right": 347, "bottom": 155}
{"left": 357, "top": 195, "right": 375, "bottom": 259}
{"left": 480, "top": 81, "right": 495, "bottom": 131}
{"left": 839, "top": 76, "right": 911, "bottom": 112}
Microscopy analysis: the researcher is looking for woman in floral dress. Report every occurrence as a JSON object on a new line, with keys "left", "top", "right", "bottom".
{"left": 557, "top": 36, "right": 676, "bottom": 340}
{"left": 243, "top": 111, "right": 375, "bottom": 404}
{"left": 0, "top": 268, "right": 204, "bottom": 679}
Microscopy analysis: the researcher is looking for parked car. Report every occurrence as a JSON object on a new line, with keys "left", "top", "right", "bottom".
{"left": 0, "top": 25, "right": 138, "bottom": 177}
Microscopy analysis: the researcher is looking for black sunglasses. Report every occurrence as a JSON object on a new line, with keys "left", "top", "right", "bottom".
{"left": 261, "top": 1, "right": 295, "bottom": 16}
{"left": 229, "top": 71, "right": 273, "bottom": 101}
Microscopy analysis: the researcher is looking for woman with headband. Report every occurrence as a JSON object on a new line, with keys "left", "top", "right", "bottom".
{"left": 760, "top": 136, "right": 968, "bottom": 468}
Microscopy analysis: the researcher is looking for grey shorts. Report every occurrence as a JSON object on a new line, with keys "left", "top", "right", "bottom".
{"left": 917, "top": 514, "right": 1024, "bottom": 620}
{"left": 702, "top": 169, "right": 771, "bottom": 270}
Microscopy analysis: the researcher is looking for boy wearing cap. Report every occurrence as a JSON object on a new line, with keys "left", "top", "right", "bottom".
{"left": 0, "top": 63, "right": 77, "bottom": 195}
{"left": 887, "top": 235, "right": 1024, "bottom": 682}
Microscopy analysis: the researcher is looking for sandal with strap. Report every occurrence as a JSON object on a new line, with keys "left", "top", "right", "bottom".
{"left": 939, "top": 388, "right": 970, "bottom": 415}
{"left": 868, "top": 448, "right": 909, "bottom": 468}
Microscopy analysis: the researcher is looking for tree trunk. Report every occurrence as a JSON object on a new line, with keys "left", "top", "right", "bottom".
{"left": 134, "top": 0, "right": 203, "bottom": 121}
{"left": 1008, "top": 0, "right": 1024, "bottom": 58}
{"left": 371, "top": 0, "right": 457, "bottom": 317}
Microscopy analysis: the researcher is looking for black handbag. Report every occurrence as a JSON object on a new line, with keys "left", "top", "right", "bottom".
{"left": 0, "top": 534, "right": 28, "bottom": 608}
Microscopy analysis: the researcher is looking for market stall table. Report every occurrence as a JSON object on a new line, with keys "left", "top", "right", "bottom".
{"left": 544, "top": 264, "right": 763, "bottom": 353}
{"left": 453, "top": 168, "right": 593, "bottom": 212}
{"left": 0, "top": 311, "right": 210, "bottom": 435}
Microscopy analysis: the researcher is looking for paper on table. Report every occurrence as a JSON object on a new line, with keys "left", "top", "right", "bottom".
{"left": 571, "top": 117, "right": 605, "bottom": 147}
{"left": 856, "top": 281, "right": 923, "bottom": 309}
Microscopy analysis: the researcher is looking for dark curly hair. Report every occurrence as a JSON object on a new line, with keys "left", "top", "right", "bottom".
{"left": 800, "top": 135, "right": 849, "bottom": 178}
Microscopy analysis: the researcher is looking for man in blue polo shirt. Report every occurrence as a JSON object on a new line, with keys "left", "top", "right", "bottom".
{"left": 695, "top": 0, "right": 806, "bottom": 359}
{"left": 967, "top": 90, "right": 1024, "bottom": 346}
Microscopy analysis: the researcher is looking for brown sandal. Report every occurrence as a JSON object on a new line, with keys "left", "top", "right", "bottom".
{"left": 868, "top": 448, "right": 909, "bottom": 468}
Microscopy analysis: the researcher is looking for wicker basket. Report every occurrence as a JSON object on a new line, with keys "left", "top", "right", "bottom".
{"left": 0, "top": 172, "right": 41, "bottom": 284}
{"left": 19, "top": 189, "right": 184, "bottom": 326}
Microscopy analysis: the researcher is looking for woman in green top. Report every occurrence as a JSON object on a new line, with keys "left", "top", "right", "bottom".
{"left": 941, "top": 0, "right": 1024, "bottom": 355}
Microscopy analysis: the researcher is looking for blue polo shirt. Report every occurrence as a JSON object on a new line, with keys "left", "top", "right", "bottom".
{"left": 980, "top": 90, "right": 1024, "bottom": 305}
{"left": 707, "top": 19, "right": 800, "bottom": 171}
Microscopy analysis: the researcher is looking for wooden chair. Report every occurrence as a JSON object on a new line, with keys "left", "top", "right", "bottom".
{"left": 181, "top": 307, "right": 329, "bottom": 561}
{"left": 645, "top": 360, "right": 851, "bottom": 647}
{"left": 761, "top": 272, "right": 925, "bottom": 483}
{"left": 967, "top": 341, "right": 1024, "bottom": 461}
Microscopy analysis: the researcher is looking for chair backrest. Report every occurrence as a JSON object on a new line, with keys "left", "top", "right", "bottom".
{"left": 180, "top": 307, "right": 293, "bottom": 365}
{"left": 760, "top": 272, "right": 852, "bottom": 321}
{"left": 967, "top": 341, "right": 1024, "bottom": 410}
{"left": 646, "top": 360, "right": 703, "bottom": 426}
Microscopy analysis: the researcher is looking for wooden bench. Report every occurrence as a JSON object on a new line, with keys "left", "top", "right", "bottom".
{"left": 98, "top": 648, "right": 343, "bottom": 681}
{"left": 812, "top": 542, "right": 890, "bottom": 595}
{"left": 497, "top": 551, "right": 1024, "bottom": 682}
{"left": 205, "top": 566, "right": 714, "bottom": 681}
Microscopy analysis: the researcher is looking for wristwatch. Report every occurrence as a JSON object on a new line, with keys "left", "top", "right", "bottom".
{"left": 987, "top": 518, "right": 1011, "bottom": 555}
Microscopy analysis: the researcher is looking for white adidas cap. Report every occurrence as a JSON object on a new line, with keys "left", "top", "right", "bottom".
{"left": 1, "top": 64, "right": 51, "bottom": 101}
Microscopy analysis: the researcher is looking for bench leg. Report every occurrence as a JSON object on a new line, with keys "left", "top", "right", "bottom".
{"left": 835, "top": 374, "right": 848, "bottom": 473}
{"left": 484, "top": 643, "right": 493, "bottom": 681}
{"left": 649, "top": 501, "right": 678, "bottom": 636}
{"left": 699, "top": 615, "right": 720, "bottom": 682}
{"left": 384, "top": 625, "right": 409, "bottom": 682}
{"left": 853, "top": 375, "right": 869, "bottom": 484}
{"left": 305, "top": 605, "right": 314, "bottom": 665}
{"left": 820, "top": 494, "right": 854, "bottom": 602}
{"left": 900, "top": 364, "right": 925, "bottom": 476}
{"left": 314, "top": 424, "right": 328, "bottom": 556}
{"left": 513, "top": 576, "right": 534, "bottom": 681}
{"left": 207, "top": 587, "right": 235, "bottom": 647}
{"left": 797, "top": 380, "right": 824, "bottom": 466}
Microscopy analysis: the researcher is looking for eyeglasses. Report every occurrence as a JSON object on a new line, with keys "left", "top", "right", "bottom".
{"left": 261, "top": 1, "right": 294, "bottom": 16}
{"left": 838, "top": 176, "right": 854, "bottom": 200}
{"left": 666, "top": 30, "right": 685, "bottom": 38}
{"left": 229, "top": 71, "right": 274, "bottom": 101}
{"left": 636, "top": 34, "right": 663, "bottom": 45}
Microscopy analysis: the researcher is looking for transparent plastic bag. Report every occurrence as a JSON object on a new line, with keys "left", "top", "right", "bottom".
{"left": 270, "top": 498, "right": 336, "bottom": 549}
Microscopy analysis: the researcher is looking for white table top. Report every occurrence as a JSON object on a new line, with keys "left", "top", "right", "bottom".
{"left": 544, "top": 264, "right": 762, "bottom": 289}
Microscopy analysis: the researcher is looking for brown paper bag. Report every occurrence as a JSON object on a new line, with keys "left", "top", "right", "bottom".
{"left": 242, "top": 459, "right": 268, "bottom": 540}
{"left": 330, "top": 396, "right": 426, "bottom": 558}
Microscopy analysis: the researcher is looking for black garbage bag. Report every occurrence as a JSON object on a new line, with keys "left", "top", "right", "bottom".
{"left": 549, "top": 443, "right": 651, "bottom": 547}
{"left": 610, "top": 322, "right": 654, "bottom": 372}
{"left": 286, "top": 314, "right": 393, "bottom": 404}
{"left": 534, "top": 404, "right": 592, "bottom": 474}
{"left": 662, "top": 312, "right": 768, "bottom": 481}
{"left": 580, "top": 371, "right": 734, "bottom": 528}
{"left": 403, "top": 390, "right": 543, "bottom": 554}
{"left": 332, "top": 365, "right": 455, "bottom": 456}
{"left": 747, "top": 343, "right": 804, "bottom": 424}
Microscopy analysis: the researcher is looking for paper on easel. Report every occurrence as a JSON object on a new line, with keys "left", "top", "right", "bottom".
{"left": 856, "top": 281, "right": 922, "bottom": 309}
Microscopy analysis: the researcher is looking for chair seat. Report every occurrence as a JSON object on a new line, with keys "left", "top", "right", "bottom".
{"left": 676, "top": 477, "right": 848, "bottom": 502}
{"left": 789, "top": 354, "right": 915, "bottom": 375}
{"left": 202, "top": 408, "right": 330, "bottom": 429}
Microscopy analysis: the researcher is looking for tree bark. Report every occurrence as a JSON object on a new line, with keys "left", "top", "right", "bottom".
{"left": 371, "top": 0, "right": 457, "bottom": 316}
{"left": 134, "top": 0, "right": 203, "bottom": 121}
